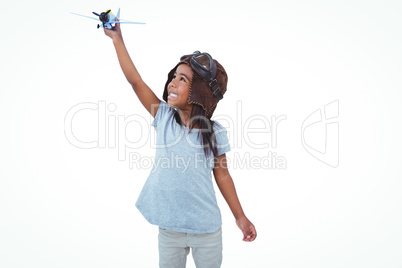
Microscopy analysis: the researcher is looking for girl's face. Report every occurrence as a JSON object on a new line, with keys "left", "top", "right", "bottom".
{"left": 167, "top": 64, "right": 193, "bottom": 111}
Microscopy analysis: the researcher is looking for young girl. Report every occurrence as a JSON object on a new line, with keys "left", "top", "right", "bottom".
{"left": 104, "top": 20, "right": 257, "bottom": 268}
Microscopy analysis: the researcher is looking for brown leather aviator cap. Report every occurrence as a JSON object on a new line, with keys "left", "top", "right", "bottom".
{"left": 162, "top": 55, "right": 228, "bottom": 119}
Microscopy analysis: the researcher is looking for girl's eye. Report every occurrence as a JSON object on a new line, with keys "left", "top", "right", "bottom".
{"left": 171, "top": 74, "right": 186, "bottom": 82}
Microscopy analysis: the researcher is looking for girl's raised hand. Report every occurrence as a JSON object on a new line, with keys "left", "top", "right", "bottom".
{"left": 104, "top": 18, "right": 122, "bottom": 41}
{"left": 236, "top": 216, "right": 257, "bottom": 242}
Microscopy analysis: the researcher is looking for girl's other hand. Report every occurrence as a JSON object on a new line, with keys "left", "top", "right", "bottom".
{"left": 104, "top": 18, "right": 122, "bottom": 41}
{"left": 236, "top": 216, "right": 257, "bottom": 242}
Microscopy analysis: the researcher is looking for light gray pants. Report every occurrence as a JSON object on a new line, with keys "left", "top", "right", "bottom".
{"left": 158, "top": 226, "right": 223, "bottom": 268}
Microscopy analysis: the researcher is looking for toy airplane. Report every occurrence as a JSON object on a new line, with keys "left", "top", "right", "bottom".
{"left": 71, "top": 8, "right": 145, "bottom": 29}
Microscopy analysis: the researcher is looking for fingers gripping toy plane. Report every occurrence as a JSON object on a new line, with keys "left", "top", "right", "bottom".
{"left": 71, "top": 8, "right": 145, "bottom": 29}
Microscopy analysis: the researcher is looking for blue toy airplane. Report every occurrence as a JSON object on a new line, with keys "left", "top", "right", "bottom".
{"left": 71, "top": 8, "right": 145, "bottom": 29}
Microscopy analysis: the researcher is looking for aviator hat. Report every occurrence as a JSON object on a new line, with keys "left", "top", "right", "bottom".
{"left": 163, "top": 51, "right": 228, "bottom": 118}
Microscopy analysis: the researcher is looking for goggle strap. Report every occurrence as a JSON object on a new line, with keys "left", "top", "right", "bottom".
{"left": 180, "top": 53, "right": 197, "bottom": 61}
{"left": 209, "top": 79, "right": 223, "bottom": 101}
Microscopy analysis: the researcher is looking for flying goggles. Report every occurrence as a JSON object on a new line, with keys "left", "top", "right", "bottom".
{"left": 180, "top": 51, "right": 223, "bottom": 101}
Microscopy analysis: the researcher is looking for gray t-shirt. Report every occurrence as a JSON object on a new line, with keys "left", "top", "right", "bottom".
{"left": 135, "top": 101, "right": 231, "bottom": 234}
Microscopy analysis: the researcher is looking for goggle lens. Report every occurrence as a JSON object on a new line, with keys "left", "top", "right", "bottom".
{"left": 194, "top": 54, "right": 211, "bottom": 70}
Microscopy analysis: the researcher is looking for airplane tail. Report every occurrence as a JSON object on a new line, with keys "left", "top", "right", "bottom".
{"left": 117, "top": 8, "right": 120, "bottom": 20}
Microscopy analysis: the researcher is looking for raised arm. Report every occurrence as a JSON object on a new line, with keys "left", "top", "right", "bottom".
{"left": 104, "top": 19, "right": 161, "bottom": 117}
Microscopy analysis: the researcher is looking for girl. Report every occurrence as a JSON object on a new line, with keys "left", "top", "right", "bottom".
{"left": 104, "top": 20, "right": 257, "bottom": 268}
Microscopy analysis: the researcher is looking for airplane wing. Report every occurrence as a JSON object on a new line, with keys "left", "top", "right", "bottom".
{"left": 71, "top": 12, "right": 99, "bottom": 21}
{"left": 115, "top": 21, "right": 146, "bottom": 25}
{"left": 119, "top": 18, "right": 138, "bottom": 22}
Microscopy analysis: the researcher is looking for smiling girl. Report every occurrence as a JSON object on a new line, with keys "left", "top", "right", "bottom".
{"left": 104, "top": 19, "right": 257, "bottom": 268}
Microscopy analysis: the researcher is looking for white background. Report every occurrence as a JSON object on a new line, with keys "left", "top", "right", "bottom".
{"left": 1, "top": 0, "right": 401, "bottom": 267}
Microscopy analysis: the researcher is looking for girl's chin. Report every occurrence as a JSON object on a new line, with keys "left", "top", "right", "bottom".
{"left": 168, "top": 98, "right": 178, "bottom": 105}
{"left": 167, "top": 101, "right": 177, "bottom": 108}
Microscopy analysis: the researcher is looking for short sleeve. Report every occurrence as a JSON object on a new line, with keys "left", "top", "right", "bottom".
{"left": 151, "top": 101, "right": 171, "bottom": 130}
{"left": 213, "top": 122, "right": 231, "bottom": 156}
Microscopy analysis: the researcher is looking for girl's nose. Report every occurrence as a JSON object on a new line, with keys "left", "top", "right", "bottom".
{"left": 169, "top": 80, "right": 176, "bottom": 89}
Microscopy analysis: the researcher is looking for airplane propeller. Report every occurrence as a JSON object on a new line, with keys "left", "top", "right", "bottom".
{"left": 92, "top": 10, "right": 111, "bottom": 28}
{"left": 92, "top": 10, "right": 111, "bottom": 23}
